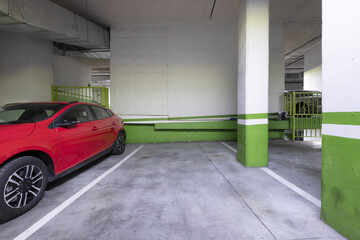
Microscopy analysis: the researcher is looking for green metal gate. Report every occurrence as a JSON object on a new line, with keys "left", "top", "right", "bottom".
{"left": 51, "top": 85, "right": 110, "bottom": 108}
{"left": 284, "top": 91, "right": 322, "bottom": 141}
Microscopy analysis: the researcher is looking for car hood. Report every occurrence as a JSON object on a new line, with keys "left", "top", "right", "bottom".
{"left": 0, "top": 123, "right": 36, "bottom": 144}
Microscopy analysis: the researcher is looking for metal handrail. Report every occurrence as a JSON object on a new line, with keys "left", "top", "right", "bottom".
{"left": 284, "top": 91, "right": 322, "bottom": 141}
{"left": 51, "top": 85, "right": 110, "bottom": 108}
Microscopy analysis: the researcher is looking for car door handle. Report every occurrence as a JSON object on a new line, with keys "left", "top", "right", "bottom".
{"left": 92, "top": 126, "right": 99, "bottom": 131}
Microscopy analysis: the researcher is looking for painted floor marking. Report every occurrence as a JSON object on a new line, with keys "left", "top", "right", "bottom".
{"left": 221, "top": 142, "right": 237, "bottom": 153}
{"left": 220, "top": 142, "right": 321, "bottom": 208}
{"left": 14, "top": 145, "right": 144, "bottom": 240}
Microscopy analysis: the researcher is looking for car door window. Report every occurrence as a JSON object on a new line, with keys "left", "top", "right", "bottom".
{"left": 91, "top": 106, "right": 110, "bottom": 120}
{"left": 104, "top": 109, "right": 114, "bottom": 117}
{"left": 0, "top": 109, "right": 25, "bottom": 123}
{"left": 58, "top": 105, "right": 94, "bottom": 124}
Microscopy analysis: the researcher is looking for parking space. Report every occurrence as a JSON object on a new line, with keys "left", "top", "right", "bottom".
{"left": 223, "top": 140, "right": 322, "bottom": 200}
{"left": 0, "top": 141, "right": 344, "bottom": 240}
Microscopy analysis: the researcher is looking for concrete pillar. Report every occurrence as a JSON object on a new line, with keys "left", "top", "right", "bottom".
{"left": 237, "top": 0, "right": 269, "bottom": 167}
{"left": 322, "top": 1, "right": 360, "bottom": 239}
{"left": 269, "top": 23, "right": 285, "bottom": 114}
{"left": 304, "top": 42, "right": 322, "bottom": 91}
{"left": 53, "top": 55, "right": 92, "bottom": 87}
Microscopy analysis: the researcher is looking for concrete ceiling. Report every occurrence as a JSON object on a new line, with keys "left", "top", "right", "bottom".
{"left": 51, "top": 0, "right": 321, "bottom": 68}
{"left": 50, "top": 0, "right": 240, "bottom": 27}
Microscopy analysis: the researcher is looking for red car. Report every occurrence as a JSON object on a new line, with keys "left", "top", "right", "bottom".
{"left": 0, "top": 102, "right": 126, "bottom": 221}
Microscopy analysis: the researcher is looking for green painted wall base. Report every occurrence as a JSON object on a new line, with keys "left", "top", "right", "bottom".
{"left": 124, "top": 124, "right": 237, "bottom": 143}
{"left": 237, "top": 124, "right": 268, "bottom": 167}
{"left": 322, "top": 135, "right": 360, "bottom": 240}
{"left": 269, "top": 131, "right": 284, "bottom": 139}
{"left": 124, "top": 119, "right": 288, "bottom": 143}
{"left": 124, "top": 119, "right": 289, "bottom": 144}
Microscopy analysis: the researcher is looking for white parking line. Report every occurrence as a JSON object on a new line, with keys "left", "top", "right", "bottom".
{"left": 220, "top": 142, "right": 321, "bottom": 208}
{"left": 220, "top": 142, "right": 237, "bottom": 153}
{"left": 14, "top": 145, "right": 144, "bottom": 240}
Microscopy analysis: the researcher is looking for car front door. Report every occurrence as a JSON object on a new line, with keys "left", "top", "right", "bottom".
{"left": 55, "top": 105, "right": 102, "bottom": 172}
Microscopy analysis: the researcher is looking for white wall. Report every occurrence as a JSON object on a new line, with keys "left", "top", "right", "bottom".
{"left": 323, "top": 0, "right": 360, "bottom": 113}
{"left": 110, "top": 23, "right": 238, "bottom": 118}
{"left": 304, "top": 42, "right": 322, "bottom": 91}
{"left": 53, "top": 55, "right": 91, "bottom": 87}
{"left": 269, "top": 23, "right": 285, "bottom": 113}
{"left": 0, "top": 31, "right": 53, "bottom": 105}
{"left": 111, "top": 25, "right": 168, "bottom": 117}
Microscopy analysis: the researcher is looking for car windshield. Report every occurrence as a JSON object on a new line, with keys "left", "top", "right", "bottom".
{"left": 0, "top": 103, "right": 67, "bottom": 125}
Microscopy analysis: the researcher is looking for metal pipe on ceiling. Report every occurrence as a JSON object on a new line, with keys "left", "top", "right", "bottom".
{"left": 285, "top": 56, "right": 304, "bottom": 67}
{"left": 209, "top": 0, "right": 217, "bottom": 19}
{"left": 285, "top": 34, "right": 322, "bottom": 60}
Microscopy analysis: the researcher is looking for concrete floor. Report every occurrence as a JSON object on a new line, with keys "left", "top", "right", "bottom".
{"left": 0, "top": 141, "right": 346, "bottom": 240}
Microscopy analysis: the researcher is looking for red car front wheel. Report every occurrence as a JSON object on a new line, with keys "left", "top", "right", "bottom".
{"left": 0, "top": 156, "right": 48, "bottom": 222}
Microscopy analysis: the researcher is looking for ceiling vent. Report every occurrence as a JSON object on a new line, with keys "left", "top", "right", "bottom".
{"left": 0, "top": 0, "right": 109, "bottom": 49}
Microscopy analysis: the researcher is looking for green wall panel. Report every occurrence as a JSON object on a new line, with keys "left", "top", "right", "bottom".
{"left": 268, "top": 131, "right": 284, "bottom": 139}
{"left": 124, "top": 119, "right": 287, "bottom": 144}
{"left": 124, "top": 124, "right": 237, "bottom": 143}
{"left": 155, "top": 121, "right": 237, "bottom": 130}
{"left": 124, "top": 114, "right": 237, "bottom": 122}
{"left": 323, "top": 112, "right": 360, "bottom": 125}
{"left": 269, "top": 119, "right": 290, "bottom": 130}
{"left": 238, "top": 113, "right": 268, "bottom": 119}
{"left": 124, "top": 117, "right": 169, "bottom": 122}
{"left": 169, "top": 114, "right": 237, "bottom": 120}
{"left": 237, "top": 124, "right": 268, "bottom": 167}
{"left": 322, "top": 134, "right": 360, "bottom": 240}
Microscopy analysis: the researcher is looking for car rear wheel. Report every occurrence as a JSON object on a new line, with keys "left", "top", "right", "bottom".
{"left": 111, "top": 131, "right": 126, "bottom": 155}
{"left": 0, "top": 156, "right": 48, "bottom": 222}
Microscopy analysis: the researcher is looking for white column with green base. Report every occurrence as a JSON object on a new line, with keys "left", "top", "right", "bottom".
{"left": 322, "top": 1, "right": 360, "bottom": 239}
{"left": 237, "top": 0, "right": 269, "bottom": 167}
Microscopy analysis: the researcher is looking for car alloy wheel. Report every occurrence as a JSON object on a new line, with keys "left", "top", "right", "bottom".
{"left": 112, "top": 132, "right": 126, "bottom": 155}
{"left": 0, "top": 156, "right": 48, "bottom": 222}
{"left": 117, "top": 134, "right": 125, "bottom": 152}
{"left": 4, "top": 165, "right": 44, "bottom": 208}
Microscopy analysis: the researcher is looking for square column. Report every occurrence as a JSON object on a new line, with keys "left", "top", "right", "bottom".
{"left": 237, "top": 0, "right": 269, "bottom": 167}
{"left": 269, "top": 23, "right": 285, "bottom": 114}
{"left": 322, "top": 1, "right": 360, "bottom": 239}
{"left": 303, "top": 42, "right": 322, "bottom": 91}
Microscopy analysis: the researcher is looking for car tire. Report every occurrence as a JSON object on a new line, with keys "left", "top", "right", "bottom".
{"left": 111, "top": 131, "right": 126, "bottom": 155}
{"left": 0, "top": 156, "right": 48, "bottom": 222}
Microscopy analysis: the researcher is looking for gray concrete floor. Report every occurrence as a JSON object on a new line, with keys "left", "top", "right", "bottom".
{"left": 0, "top": 141, "right": 346, "bottom": 240}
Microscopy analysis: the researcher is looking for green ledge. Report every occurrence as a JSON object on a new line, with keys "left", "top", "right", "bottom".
{"left": 124, "top": 119, "right": 289, "bottom": 143}
{"left": 124, "top": 124, "right": 236, "bottom": 143}
{"left": 169, "top": 114, "right": 237, "bottom": 120}
{"left": 155, "top": 121, "right": 237, "bottom": 130}
{"left": 124, "top": 117, "right": 169, "bottom": 122}
{"left": 124, "top": 114, "right": 237, "bottom": 122}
